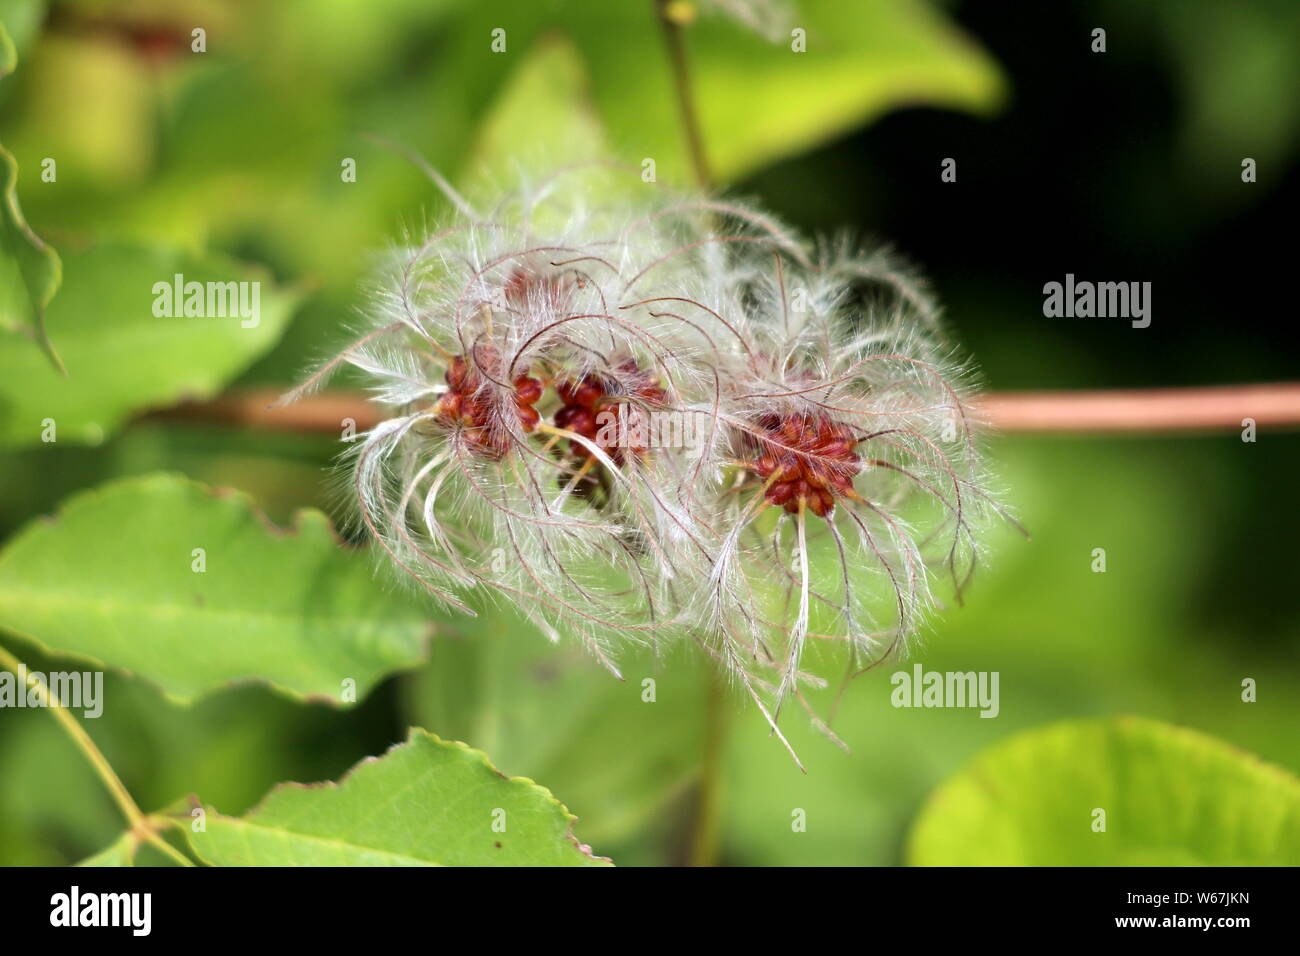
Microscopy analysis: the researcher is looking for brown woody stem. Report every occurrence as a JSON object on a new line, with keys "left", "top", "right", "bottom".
{"left": 146, "top": 382, "right": 1300, "bottom": 436}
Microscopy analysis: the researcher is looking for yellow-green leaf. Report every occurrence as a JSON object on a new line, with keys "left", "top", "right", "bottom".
{"left": 908, "top": 717, "right": 1300, "bottom": 866}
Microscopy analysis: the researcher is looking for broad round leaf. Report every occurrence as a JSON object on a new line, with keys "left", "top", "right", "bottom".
{"left": 907, "top": 717, "right": 1300, "bottom": 866}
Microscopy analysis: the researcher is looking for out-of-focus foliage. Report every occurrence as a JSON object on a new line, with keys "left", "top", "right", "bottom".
{"left": 0, "top": 244, "right": 298, "bottom": 445}
{"left": 1100, "top": 0, "right": 1300, "bottom": 198}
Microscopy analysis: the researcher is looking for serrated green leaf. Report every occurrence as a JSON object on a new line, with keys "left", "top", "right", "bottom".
{"left": 189, "top": 728, "right": 611, "bottom": 866}
{"left": 0, "top": 144, "right": 63, "bottom": 371}
{"left": 0, "top": 241, "right": 300, "bottom": 446}
{"left": 0, "top": 473, "right": 436, "bottom": 705}
{"left": 907, "top": 717, "right": 1300, "bottom": 866}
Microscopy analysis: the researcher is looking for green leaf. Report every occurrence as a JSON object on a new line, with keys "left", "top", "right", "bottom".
{"left": 2, "top": 8, "right": 63, "bottom": 372}
{"left": 0, "top": 144, "right": 63, "bottom": 371}
{"left": 466, "top": 33, "right": 606, "bottom": 182}
{"left": 0, "top": 241, "right": 300, "bottom": 446}
{"left": 2, "top": 32, "right": 156, "bottom": 192}
{"left": 907, "top": 717, "right": 1300, "bottom": 866}
{"left": 76, "top": 832, "right": 137, "bottom": 867}
{"left": 188, "top": 728, "right": 611, "bottom": 866}
{"left": 0, "top": 473, "right": 436, "bottom": 704}
{"left": 0, "top": 21, "right": 14, "bottom": 77}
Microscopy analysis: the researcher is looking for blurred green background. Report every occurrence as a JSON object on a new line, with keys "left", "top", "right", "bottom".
{"left": 1, "top": 0, "right": 1297, "bottom": 865}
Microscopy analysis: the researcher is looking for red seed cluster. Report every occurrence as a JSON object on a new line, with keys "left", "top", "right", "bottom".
{"left": 435, "top": 354, "right": 542, "bottom": 459}
{"left": 553, "top": 360, "right": 668, "bottom": 465}
{"left": 745, "top": 413, "right": 861, "bottom": 517}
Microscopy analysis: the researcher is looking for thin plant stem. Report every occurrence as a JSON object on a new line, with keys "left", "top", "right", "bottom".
{"left": 0, "top": 644, "right": 194, "bottom": 866}
{"left": 654, "top": 0, "right": 714, "bottom": 190}
{"left": 689, "top": 664, "right": 729, "bottom": 866}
